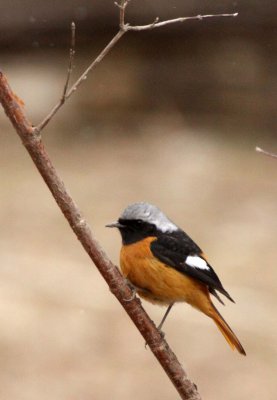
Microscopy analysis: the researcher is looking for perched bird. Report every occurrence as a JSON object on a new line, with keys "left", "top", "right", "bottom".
{"left": 106, "top": 202, "right": 246, "bottom": 355}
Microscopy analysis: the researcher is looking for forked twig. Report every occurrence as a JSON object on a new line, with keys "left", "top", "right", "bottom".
{"left": 256, "top": 146, "right": 277, "bottom": 159}
{"left": 35, "top": 0, "right": 238, "bottom": 133}
{"left": 115, "top": 0, "right": 131, "bottom": 28}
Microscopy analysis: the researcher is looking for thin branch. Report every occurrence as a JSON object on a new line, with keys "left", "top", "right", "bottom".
{"left": 35, "top": 29, "right": 125, "bottom": 133}
{"left": 35, "top": 0, "right": 238, "bottom": 133}
{"left": 62, "top": 21, "right": 76, "bottom": 100}
{"left": 126, "top": 12, "right": 238, "bottom": 31}
{"left": 0, "top": 71, "right": 202, "bottom": 400}
{"left": 256, "top": 146, "right": 277, "bottom": 159}
{"left": 36, "top": 22, "right": 76, "bottom": 133}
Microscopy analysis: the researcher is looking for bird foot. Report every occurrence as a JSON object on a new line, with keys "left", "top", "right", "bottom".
{"left": 123, "top": 280, "right": 137, "bottom": 302}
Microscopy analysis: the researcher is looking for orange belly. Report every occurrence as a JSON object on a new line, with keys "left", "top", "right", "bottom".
{"left": 120, "top": 237, "right": 212, "bottom": 315}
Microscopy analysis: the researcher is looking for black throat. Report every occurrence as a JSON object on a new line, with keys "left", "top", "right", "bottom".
{"left": 118, "top": 218, "right": 158, "bottom": 245}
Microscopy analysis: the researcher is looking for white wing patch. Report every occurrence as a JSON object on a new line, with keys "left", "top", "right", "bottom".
{"left": 186, "top": 255, "right": 210, "bottom": 271}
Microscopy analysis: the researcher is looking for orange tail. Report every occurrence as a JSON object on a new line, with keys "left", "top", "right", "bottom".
{"left": 211, "top": 305, "right": 246, "bottom": 356}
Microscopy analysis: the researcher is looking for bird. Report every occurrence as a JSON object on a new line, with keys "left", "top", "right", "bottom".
{"left": 106, "top": 202, "right": 246, "bottom": 355}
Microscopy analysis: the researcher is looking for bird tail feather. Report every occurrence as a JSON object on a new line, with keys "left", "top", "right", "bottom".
{"left": 211, "top": 305, "right": 246, "bottom": 356}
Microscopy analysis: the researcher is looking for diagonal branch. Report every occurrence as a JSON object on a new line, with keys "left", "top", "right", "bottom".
{"left": 0, "top": 71, "right": 202, "bottom": 400}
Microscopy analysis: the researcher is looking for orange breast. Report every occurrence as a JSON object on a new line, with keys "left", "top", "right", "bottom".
{"left": 120, "top": 237, "right": 212, "bottom": 313}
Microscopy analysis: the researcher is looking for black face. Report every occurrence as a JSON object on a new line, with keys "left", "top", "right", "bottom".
{"left": 117, "top": 218, "right": 158, "bottom": 245}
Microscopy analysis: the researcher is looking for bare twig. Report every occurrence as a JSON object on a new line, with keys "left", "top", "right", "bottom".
{"left": 126, "top": 12, "right": 238, "bottom": 31}
{"left": 35, "top": 0, "right": 238, "bottom": 133}
{"left": 0, "top": 71, "right": 202, "bottom": 400}
{"left": 256, "top": 146, "right": 277, "bottom": 159}
{"left": 115, "top": 0, "right": 131, "bottom": 29}
{"left": 35, "top": 29, "right": 125, "bottom": 133}
{"left": 62, "top": 21, "right": 76, "bottom": 100}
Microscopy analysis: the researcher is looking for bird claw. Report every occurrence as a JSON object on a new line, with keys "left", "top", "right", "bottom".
{"left": 123, "top": 280, "right": 137, "bottom": 302}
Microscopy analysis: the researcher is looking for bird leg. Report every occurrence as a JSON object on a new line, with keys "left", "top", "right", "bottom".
{"left": 157, "top": 302, "right": 175, "bottom": 332}
{"left": 144, "top": 303, "right": 175, "bottom": 349}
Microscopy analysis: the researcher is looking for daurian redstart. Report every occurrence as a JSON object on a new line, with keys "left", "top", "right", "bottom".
{"left": 107, "top": 202, "right": 246, "bottom": 355}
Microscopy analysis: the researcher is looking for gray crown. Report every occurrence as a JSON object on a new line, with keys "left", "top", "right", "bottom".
{"left": 120, "top": 202, "right": 179, "bottom": 233}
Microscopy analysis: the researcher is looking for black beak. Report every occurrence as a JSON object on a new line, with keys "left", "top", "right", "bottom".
{"left": 105, "top": 221, "right": 125, "bottom": 229}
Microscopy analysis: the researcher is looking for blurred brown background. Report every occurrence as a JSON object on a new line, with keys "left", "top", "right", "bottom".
{"left": 0, "top": 1, "right": 276, "bottom": 399}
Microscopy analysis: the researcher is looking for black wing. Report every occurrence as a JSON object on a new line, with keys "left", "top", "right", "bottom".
{"left": 150, "top": 233, "right": 234, "bottom": 303}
